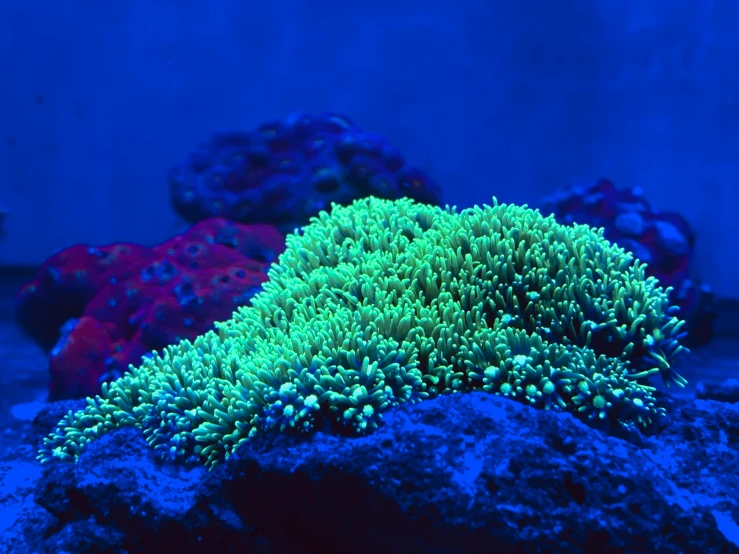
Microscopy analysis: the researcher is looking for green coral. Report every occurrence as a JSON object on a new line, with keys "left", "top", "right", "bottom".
{"left": 38, "top": 197, "right": 688, "bottom": 470}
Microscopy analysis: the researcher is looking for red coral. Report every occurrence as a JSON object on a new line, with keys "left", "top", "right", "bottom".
{"left": 15, "top": 219, "right": 285, "bottom": 400}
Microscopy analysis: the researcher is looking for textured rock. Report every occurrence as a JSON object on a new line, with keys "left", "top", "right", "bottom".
{"left": 697, "top": 378, "right": 739, "bottom": 404}
{"left": 2, "top": 392, "right": 738, "bottom": 553}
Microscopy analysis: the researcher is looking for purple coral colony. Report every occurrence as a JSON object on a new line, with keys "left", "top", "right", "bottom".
{"left": 169, "top": 112, "right": 442, "bottom": 231}
{"left": 542, "top": 178, "right": 714, "bottom": 346}
{"left": 15, "top": 113, "right": 712, "bottom": 401}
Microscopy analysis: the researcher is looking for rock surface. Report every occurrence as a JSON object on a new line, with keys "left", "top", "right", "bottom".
{"left": 697, "top": 378, "right": 739, "bottom": 404}
{"left": 1, "top": 390, "right": 738, "bottom": 554}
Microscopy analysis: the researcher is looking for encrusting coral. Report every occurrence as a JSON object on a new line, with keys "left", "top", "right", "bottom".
{"left": 38, "top": 197, "right": 688, "bottom": 470}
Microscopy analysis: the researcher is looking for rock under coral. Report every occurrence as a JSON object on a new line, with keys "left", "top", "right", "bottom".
{"left": 15, "top": 219, "right": 285, "bottom": 400}
{"left": 541, "top": 178, "right": 715, "bottom": 346}
{"left": 169, "top": 112, "right": 443, "bottom": 232}
{"left": 5, "top": 392, "right": 739, "bottom": 553}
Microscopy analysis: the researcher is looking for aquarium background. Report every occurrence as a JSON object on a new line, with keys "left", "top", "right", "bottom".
{"left": 1, "top": 0, "right": 738, "bottom": 297}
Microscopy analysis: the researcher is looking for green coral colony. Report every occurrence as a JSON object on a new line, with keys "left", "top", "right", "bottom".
{"left": 39, "top": 197, "right": 688, "bottom": 470}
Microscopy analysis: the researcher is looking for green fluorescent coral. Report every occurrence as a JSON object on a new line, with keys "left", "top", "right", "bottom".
{"left": 38, "top": 197, "right": 688, "bottom": 470}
